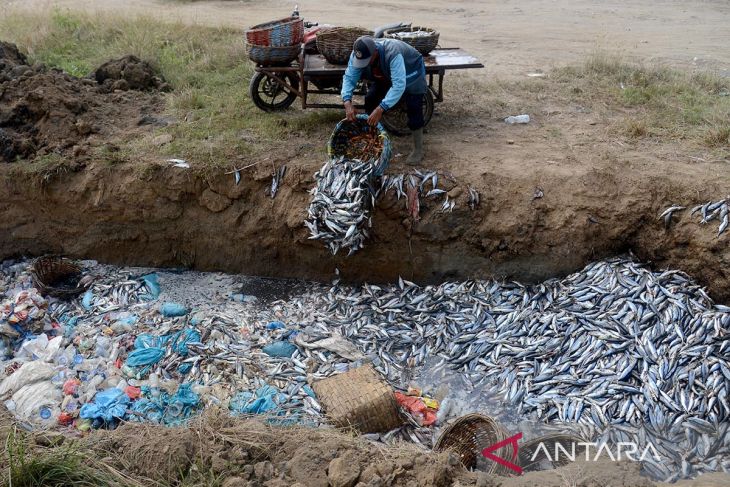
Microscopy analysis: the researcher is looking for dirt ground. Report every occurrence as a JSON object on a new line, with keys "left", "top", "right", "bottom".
{"left": 4, "top": 0, "right": 730, "bottom": 78}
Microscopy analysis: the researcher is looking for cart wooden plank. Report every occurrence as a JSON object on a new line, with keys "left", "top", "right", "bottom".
{"left": 303, "top": 47, "right": 483, "bottom": 77}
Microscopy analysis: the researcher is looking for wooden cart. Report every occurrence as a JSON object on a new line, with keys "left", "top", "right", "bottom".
{"left": 248, "top": 48, "right": 483, "bottom": 134}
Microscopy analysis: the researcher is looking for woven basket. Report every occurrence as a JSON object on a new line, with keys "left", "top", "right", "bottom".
{"left": 316, "top": 27, "right": 373, "bottom": 65}
{"left": 434, "top": 413, "right": 513, "bottom": 475}
{"left": 246, "top": 43, "right": 300, "bottom": 66}
{"left": 327, "top": 115, "right": 392, "bottom": 176}
{"left": 31, "top": 257, "right": 87, "bottom": 299}
{"left": 245, "top": 17, "right": 304, "bottom": 47}
{"left": 312, "top": 364, "right": 402, "bottom": 433}
{"left": 384, "top": 26, "right": 439, "bottom": 56}
{"left": 518, "top": 434, "right": 583, "bottom": 472}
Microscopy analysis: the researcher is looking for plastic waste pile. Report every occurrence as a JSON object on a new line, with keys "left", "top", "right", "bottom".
{"left": 0, "top": 259, "right": 346, "bottom": 431}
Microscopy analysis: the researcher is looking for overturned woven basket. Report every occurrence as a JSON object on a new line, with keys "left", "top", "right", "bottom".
{"left": 327, "top": 114, "right": 391, "bottom": 176}
{"left": 316, "top": 27, "right": 373, "bottom": 65}
{"left": 31, "top": 257, "right": 88, "bottom": 299}
{"left": 313, "top": 364, "right": 402, "bottom": 433}
{"left": 245, "top": 16, "right": 304, "bottom": 47}
{"left": 434, "top": 413, "right": 514, "bottom": 475}
{"left": 384, "top": 26, "right": 439, "bottom": 56}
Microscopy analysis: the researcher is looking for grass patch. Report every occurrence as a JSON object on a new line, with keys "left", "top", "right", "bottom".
{"left": 2, "top": 429, "right": 129, "bottom": 487}
{"left": 553, "top": 52, "right": 730, "bottom": 149}
{"left": 0, "top": 8, "right": 324, "bottom": 173}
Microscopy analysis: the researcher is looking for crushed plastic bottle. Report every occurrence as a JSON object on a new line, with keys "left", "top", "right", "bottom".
{"left": 504, "top": 114, "right": 530, "bottom": 124}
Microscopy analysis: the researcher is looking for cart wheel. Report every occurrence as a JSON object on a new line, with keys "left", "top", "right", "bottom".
{"left": 249, "top": 71, "right": 300, "bottom": 111}
{"left": 381, "top": 89, "right": 434, "bottom": 136}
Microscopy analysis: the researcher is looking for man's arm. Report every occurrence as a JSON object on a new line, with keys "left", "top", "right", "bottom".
{"left": 341, "top": 53, "right": 363, "bottom": 103}
{"left": 379, "top": 54, "right": 406, "bottom": 111}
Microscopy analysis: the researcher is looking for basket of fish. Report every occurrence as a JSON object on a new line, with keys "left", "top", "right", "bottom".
{"left": 31, "top": 256, "right": 89, "bottom": 299}
{"left": 327, "top": 115, "right": 391, "bottom": 176}
{"left": 384, "top": 26, "right": 439, "bottom": 56}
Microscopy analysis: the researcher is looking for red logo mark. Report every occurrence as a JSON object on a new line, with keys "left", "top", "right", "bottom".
{"left": 481, "top": 432, "right": 523, "bottom": 475}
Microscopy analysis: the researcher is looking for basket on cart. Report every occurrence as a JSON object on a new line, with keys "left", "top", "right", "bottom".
{"left": 245, "top": 43, "right": 301, "bottom": 66}
{"left": 245, "top": 16, "right": 304, "bottom": 47}
{"left": 316, "top": 27, "right": 373, "bottom": 65}
{"left": 328, "top": 115, "right": 391, "bottom": 176}
{"left": 384, "top": 26, "right": 439, "bottom": 56}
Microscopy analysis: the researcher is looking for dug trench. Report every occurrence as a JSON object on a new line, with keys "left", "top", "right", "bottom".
{"left": 1, "top": 146, "right": 729, "bottom": 301}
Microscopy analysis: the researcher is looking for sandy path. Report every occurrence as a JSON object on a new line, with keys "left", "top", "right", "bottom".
{"left": 2, "top": 0, "right": 730, "bottom": 77}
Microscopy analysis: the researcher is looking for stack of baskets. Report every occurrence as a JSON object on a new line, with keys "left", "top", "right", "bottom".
{"left": 316, "top": 27, "right": 373, "bottom": 65}
{"left": 245, "top": 16, "right": 303, "bottom": 66}
{"left": 384, "top": 26, "right": 439, "bottom": 56}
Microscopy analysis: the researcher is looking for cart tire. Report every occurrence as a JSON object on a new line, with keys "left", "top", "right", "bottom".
{"left": 249, "top": 71, "right": 299, "bottom": 112}
{"left": 381, "top": 89, "right": 434, "bottom": 136}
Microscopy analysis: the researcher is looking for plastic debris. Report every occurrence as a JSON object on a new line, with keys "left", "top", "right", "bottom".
{"left": 160, "top": 302, "right": 187, "bottom": 317}
{"left": 504, "top": 114, "right": 530, "bottom": 124}
{"left": 262, "top": 341, "right": 297, "bottom": 358}
{"left": 79, "top": 387, "right": 130, "bottom": 424}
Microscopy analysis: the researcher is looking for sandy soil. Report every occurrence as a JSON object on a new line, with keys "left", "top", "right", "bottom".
{"left": 3, "top": 0, "right": 730, "bottom": 78}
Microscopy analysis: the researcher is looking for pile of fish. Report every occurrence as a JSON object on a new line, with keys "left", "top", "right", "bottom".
{"left": 660, "top": 197, "right": 730, "bottom": 235}
{"left": 306, "top": 156, "right": 377, "bottom": 255}
{"left": 315, "top": 257, "right": 730, "bottom": 480}
{"left": 4, "top": 256, "right": 730, "bottom": 480}
{"left": 390, "top": 30, "right": 436, "bottom": 39}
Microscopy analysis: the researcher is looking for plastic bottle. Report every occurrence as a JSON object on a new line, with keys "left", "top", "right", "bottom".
{"left": 504, "top": 114, "right": 530, "bottom": 124}
{"left": 149, "top": 373, "right": 161, "bottom": 399}
{"left": 95, "top": 336, "right": 111, "bottom": 358}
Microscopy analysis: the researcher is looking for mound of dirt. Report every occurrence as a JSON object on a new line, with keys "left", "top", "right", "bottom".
{"left": 92, "top": 54, "right": 168, "bottom": 92}
{"left": 0, "top": 42, "right": 164, "bottom": 163}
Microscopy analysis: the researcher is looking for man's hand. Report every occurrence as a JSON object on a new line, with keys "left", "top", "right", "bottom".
{"left": 367, "top": 106, "right": 384, "bottom": 126}
{"left": 344, "top": 101, "right": 356, "bottom": 122}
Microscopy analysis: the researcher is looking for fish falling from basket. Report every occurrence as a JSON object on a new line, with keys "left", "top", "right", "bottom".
{"left": 384, "top": 26, "right": 440, "bottom": 56}
{"left": 306, "top": 116, "right": 392, "bottom": 255}
{"left": 245, "top": 16, "right": 303, "bottom": 66}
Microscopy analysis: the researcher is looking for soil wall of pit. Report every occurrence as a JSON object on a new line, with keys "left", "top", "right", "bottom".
{"left": 1, "top": 161, "right": 729, "bottom": 300}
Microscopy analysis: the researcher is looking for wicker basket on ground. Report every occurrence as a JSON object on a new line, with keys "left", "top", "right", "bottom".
{"left": 383, "top": 26, "right": 439, "bottom": 56}
{"left": 316, "top": 27, "right": 373, "bottom": 65}
{"left": 245, "top": 43, "right": 301, "bottom": 66}
{"left": 31, "top": 257, "right": 88, "bottom": 299}
{"left": 327, "top": 114, "right": 392, "bottom": 176}
{"left": 312, "top": 364, "right": 402, "bottom": 433}
{"left": 245, "top": 17, "right": 304, "bottom": 47}
{"left": 434, "top": 413, "right": 514, "bottom": 475}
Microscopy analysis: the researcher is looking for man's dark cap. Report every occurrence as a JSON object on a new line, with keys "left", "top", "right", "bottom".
{"left": 352, "top": 36, "right": 376, "bottom": 68}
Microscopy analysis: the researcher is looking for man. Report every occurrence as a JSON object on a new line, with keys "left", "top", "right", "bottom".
{"left": 341, "top": 36, "right": 427, "bottom": 165}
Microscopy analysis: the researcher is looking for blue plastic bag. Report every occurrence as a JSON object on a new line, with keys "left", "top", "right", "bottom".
{"left": 142, "top": 273, "right": 161, "bottom": 299}
{"left": 262, "top": 341, "right": 297, "bottom": 358}
{"left": 266, "top": 321, "right": 286, "bottom": 330}
{"left": 79, "top": 388, "right": 130, "bottom": 422}
{"left": 130, "top": 383, "right": 200, "bottom": 425}
{"left": 160, "top": 302, "right": 187, "bottom": 317}
{"left": 81, "top": 289, "right": 94, "bottom": 310}
{"left": 230, "top": 385, "right": 286, "bottom": 415}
